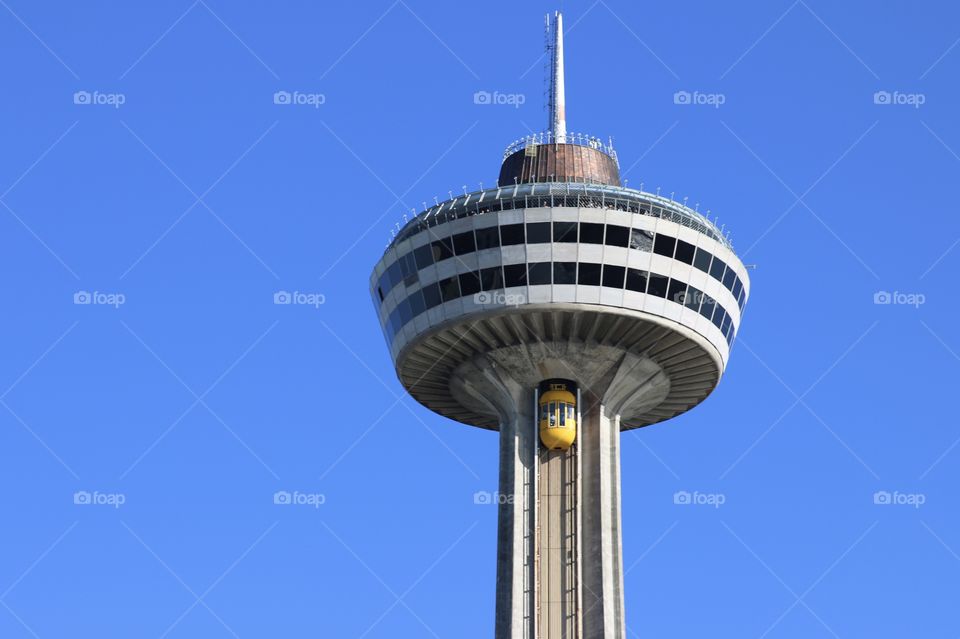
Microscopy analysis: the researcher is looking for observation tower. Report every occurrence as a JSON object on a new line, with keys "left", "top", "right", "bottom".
{"left": 369, "top": 11, "right": 749, "bottom": 638}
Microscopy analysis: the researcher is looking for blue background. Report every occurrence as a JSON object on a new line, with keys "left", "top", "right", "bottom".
{"left": 1, "top": 1, "right": 958, "bottom": 636}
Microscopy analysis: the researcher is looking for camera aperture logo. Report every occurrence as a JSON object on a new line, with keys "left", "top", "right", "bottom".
{"left": 273, "top": 90, "right": 326, "bottom": 108}
{"left": 473, "top": 490, "right": 515, "bottom": 505}
{"left": 673, "top": 490, "right": 726, "bottom": 508}
{"left": 873, "top": 91, "right": 925, "bottom": 108}
{"left": 274, "top": 290, "right": 325, "bottom": 308}
{"left": 273, "top": 490, "right": 326, "bottom": 508}
{"left": 74, "top": 490, "right": 126, "bottom": 508}
{"left": 673, "top": 90, "right": 725, "bottom": 108}
{"left": 874, "top": 290, "right": 925, "bottom": 308}
{"left": 473, "top": 90, "right": 526, "bottom": 108}
{"left": 474, "top": 291, "right": 525, "bottom": 307}
{"left": 73, "top": 90, "right": 126, "bottom": 108}
{"left": 74, "top": 290, "right": 126, "bottom": 308}
{"left": 873, "top": 490, "right": 925, "bottom": 509}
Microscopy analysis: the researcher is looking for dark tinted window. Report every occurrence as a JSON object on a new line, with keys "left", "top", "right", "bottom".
{"left": 625, "top": 268, "right": 647, "bottom": 292}
{"left": 475, "top": 226, "right": 500, "bottom": 250}
{"left": 712, "top": 306, "right": 726, "bottom": 330}
{"left": 377, "top": 287, "right": 385, "bottom": 302}
{"left": 723, "top": 267, "right": 737, "bottom": 291}
{"left": 504, "top": 263, "right": 527, "bottom": 287}
{"left": 699, "top": 294, "right": 717, "bottom": 320}
{"left": 683, "top": 285, "right": 702, "bottom": 310}
{"left": 580, "top": 223, "right": 604, "bottom": 244}
{"left": 647, "top": 274, "right": 668, "bottom": 297}
{"left": 602, "top": 264, "right": 626, "bottom": 288}
{"left": 526, "top": 222, "right": 551, "bottom": 244}
{"left": 667, "top": 279, "right": 687, "bottom": 305}
{"left": 431, "top": 238, "right": 454, "bottom": 262}
{"left": 458, "top": 271, "right": 481, "bottom": 297}
{"left": 630, "top": 228, "right": 653, "bottom": 251}
{"left": 480, "top": 266, "right": 503, "bottom": 291}
{"left": 452, "top": 231, "right": 475, "bottom": 255}
{"left": 400, "top": 252, "right": 416, "bottom": 277}
{"left": 553, "top": 221, "right": 578, "bottom": 243}
{"left": 439, "top": 276, "right": 460, "bottom": 302}
{"left": 720, "top": 312, "right": 732, "bottom": 335}
{"left": 414, "top": 244, "right": 434, "bottom": 270}
{"left": 554, "top": 262, "right": 577, "bottom": 284}
{"left": 710, "top": 257, "right": 727, "bottom": 281}
{"left": 422, "top": 282, "right": 442, "bottom": 309}
{"left": 693, "top": 248, "right": 712, "bottom": 272}
{"left": 500, "top": 223, "right": 525, "bottom": 246}
{"left": 675, "top": 240, "right": 695, "bottom": 264}
{"left": 528, "top": 262, "right": 552, "bottom": 285}
{"left": 653, "top": 234, "right": 676, "bottom": 258}
{"left": 732, "top": 277, "right": 743, "bottom": 300}
{"left": 578, "top": 263, "right": 601, "bottom": 285}
{"left": 408, "top": 289, "right": 425, "bottom": 316}
{"left": 398, "top": 298, "right": 412, "bottom": 324}
{"left": 605, "top": 225, "right": 629, "bottom": 247}
{"left": 387, "top": 261, "right": 402, "bottom": 288}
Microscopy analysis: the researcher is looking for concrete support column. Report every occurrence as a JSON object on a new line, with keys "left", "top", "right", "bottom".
{"left": 495, "top": 392, "right": 536, "bottom": 639}
{"left": 580, "top": 399, "right": 626, "bottom": 639}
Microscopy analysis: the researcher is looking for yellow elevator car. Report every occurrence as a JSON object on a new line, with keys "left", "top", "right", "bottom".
{"left": 538, "top": 379, "right": 577, "bottom": 450}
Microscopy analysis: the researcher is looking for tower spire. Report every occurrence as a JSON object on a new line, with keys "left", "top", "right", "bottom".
{"left": 547, "top": 11, "right": 566, "bottom": 143}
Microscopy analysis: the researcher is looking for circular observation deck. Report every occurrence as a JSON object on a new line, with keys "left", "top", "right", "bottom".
{"left": 371, "top": 183, "right": 749, "bottom": 431}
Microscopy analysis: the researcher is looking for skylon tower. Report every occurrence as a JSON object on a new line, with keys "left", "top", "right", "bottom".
{"left": 370, "top": 11, "right": 749, "bottom": 638}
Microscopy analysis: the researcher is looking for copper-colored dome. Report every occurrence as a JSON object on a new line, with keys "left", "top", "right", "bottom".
{"left": 498, "top": 142, "right": 621, "bottom": 187}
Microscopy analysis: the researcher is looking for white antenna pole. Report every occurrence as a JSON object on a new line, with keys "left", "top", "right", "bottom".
{"left": 547, "top": 12, "right": 567, "bottom": 143}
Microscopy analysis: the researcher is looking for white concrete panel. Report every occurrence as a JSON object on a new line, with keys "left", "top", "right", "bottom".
{"left": 478, "top": 248, "right": 503, "bottom": 269}
{"left": 525, "top": 208, "right": 552, "bottom": 223}
{"left": 552, "top": 243, "right": 577, "bottom": 261}
{"left": 553, "top": 284, "right": 576, "bottom": 303}
{"left": 528, "top": 285, "right": 552, "bottom": 304}
{"left": 600, "top": 287, "right": 624, "bottom": 308}
{"left": 501, "top": 244, "right": 527, "bottom": 264}
{"left": 626, "top": 250, "right": 653, "bottom": 270}
{"left": 552, "top": 207, "right": 579, "bottom": 222}
{"left": 576, "top": 285, "right": 601, "bottom": 304}
{"left": 579, "top": 208, "right": 605, "bottom": 223}
{"left": 499, "top": 209, "right": 524, "bottom": 225}
{"left": 435, "top": 258, "right": 459, "bottom": 280}
{"left": 578, "top": 243, "right": 604, "bottom": 263}
{"left": 527, "top": 244, "right": 552, "bottom": 262}
{"left": 622, "top": 290, "right": 646, "bottom": 313}
{"left": 603, "top": 246, "right": 628, "bottom": 266}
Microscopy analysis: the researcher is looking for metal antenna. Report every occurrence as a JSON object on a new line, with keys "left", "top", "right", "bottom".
{"left": 546, "top": 12, "right": 567, "bottom": 143}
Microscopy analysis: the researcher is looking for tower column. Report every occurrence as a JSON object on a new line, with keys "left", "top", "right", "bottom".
{"left": 579, "top": 399, "right": 627, "bottom": 639}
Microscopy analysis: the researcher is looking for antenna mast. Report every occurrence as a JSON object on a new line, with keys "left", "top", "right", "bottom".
{"left": 546, "top": 12, "right": 567, "bottom": 143}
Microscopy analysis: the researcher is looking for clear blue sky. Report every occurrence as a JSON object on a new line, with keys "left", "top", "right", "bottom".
{"left": 1, "top": 1, "right": 958, "bottom": 637}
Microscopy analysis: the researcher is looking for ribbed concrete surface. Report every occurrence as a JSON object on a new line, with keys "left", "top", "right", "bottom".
{"left": 395, "top": 304, "right": 721, "bottom": 431}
